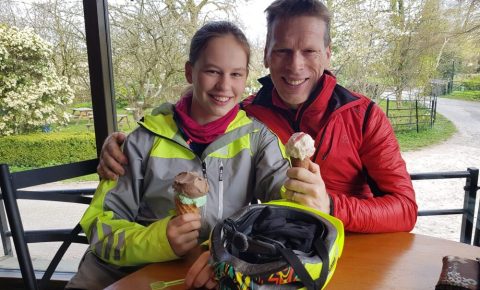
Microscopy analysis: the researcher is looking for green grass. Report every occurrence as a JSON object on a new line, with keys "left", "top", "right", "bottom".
{"left": 442, "top": 90, "right": 480, "bottom": 101}
{"left": 49, "top": 107, "right": 137, "bottom": 134}
{"left": 391, "top": 88, "right": 477, "bottom": 151}
{"left": 374, "top": 99, "right": 456, "bottom": 151}
{"left": 6, "top": 105, "right": 137, "bottom": 180}
{"left": 396, "top": 113, "right": 456, "bottom": 151}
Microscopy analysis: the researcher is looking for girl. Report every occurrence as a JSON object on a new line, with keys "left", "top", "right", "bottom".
{"left": 66, "top": 21, "right": 289, "bottom": 290}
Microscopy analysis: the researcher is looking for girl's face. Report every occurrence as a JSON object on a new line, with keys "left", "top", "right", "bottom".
{"left": 185, "top": 34, "right": 248, "bottom": 125}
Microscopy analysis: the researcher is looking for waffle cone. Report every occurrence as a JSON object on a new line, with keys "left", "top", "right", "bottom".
{"left": 291, "top": 157, "right": 309, "bottom": 169}
{"left": 175, "top": 196, "right": 199, "bottom": 215}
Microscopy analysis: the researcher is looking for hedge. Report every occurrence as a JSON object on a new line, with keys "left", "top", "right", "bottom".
{"left": 0, "top": 132, "right": 97, "bottom": 168}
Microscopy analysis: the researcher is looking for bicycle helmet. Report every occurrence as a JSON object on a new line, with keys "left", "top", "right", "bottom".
{"left": 210, "top": 200, "right": 344, "bottom": 290}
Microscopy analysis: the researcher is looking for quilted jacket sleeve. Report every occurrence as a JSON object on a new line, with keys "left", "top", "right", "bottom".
{"left": 251, "top": 122, "right": 290, "bottom": 202}
{"left": 332, "top": 104, "right": 418, "bottom": 233}
{"left": 80, "top": 128, "right": 178, "bottom": 266}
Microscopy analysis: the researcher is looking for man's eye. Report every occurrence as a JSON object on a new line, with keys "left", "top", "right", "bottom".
{"left": 232, "top": 72, "right": 244, "bottom": 78}
{"left": 304, "top": 49, "right": 318, "bottom": 54}
{"left": 274, "top": 49, "right": 289, "bottom": 54}
{"left": 206, "top": 70, "right": 219, "bottom": 75}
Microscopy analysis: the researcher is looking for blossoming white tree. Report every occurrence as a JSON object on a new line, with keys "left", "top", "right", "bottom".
{"left": 0, "top": 25, "right": 73, "bottom": 136}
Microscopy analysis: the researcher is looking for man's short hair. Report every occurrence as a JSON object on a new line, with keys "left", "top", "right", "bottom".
{"left": 265, "top": 0, "right": 331, "bottom": 47}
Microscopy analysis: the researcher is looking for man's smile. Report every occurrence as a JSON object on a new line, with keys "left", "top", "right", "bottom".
{"left": 283, "top": 77, "right": 308, "bottom": 86}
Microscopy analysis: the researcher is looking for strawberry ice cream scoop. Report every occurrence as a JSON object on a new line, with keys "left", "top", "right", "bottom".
{"left": 285, "top": 132, "right": 315, "bottom": 168}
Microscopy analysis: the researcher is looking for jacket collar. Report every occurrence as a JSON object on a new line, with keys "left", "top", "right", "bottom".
{"left": 140, "top": 103, "right": 254, "bottom": 139}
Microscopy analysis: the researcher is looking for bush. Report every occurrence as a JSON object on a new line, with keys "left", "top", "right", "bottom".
{"left": 461, "top": 79, "right": 480, "bottom": 91}
{"left": 453, "top": 75, "right": 480, "bottom": 91}
{"left": 446, "top": 90, "right": 480, "bottom": 101}
{"left": 0, "top": 25, "right": 74, "bottom": 136}
{"left": 0, "top": 132, "right": 96, "bottom": 168}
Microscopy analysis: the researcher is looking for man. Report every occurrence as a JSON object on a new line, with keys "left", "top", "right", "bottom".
{"left": 98, "top": 0, "right": 417, "bottom": 234}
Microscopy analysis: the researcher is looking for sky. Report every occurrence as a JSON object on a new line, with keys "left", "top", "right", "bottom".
{"left": 237, "top": 0, "right": 273, "bottom": 43}
{"left": 17, "top": 0, "right": 274, "bottom": 44}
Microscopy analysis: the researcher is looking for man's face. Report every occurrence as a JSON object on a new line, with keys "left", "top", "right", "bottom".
{"left": 264, "top": 16, "right": 331, "bottom": 109}
{"left": 185, "top": 35, "right": 248, "bottom": 125}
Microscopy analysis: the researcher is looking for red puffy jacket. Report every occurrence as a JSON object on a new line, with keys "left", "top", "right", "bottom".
{"left": 242, "top": 72, "right": 417, "bottom": 233}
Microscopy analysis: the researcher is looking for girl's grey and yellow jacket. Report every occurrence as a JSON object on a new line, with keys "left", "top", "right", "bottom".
{"left": 80, "top": 103, "right": 289, "bottom": 267}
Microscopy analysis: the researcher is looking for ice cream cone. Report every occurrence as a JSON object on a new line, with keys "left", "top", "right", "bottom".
{"left": 175, "top": 196, "right": 200, "bottom": 215}
{"left": 286, "top": 132, "right": 315, "bottom": 169}
{"left": 172, "top": 171, "right": 208, "bottom": 216}
{"left": 291, "top": 157, "right": 310, "bottom": 169}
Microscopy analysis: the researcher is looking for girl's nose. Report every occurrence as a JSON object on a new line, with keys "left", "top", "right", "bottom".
{"left": 215, "top": 75, "right": 230, "bottom": 90}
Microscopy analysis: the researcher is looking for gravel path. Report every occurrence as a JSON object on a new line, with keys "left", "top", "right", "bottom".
{"left": 403, "top": 98, "right": 480, "bottom": 242}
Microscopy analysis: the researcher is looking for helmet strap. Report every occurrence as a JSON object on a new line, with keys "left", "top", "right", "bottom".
{"left": 313, "top": 235, "right": 330, "bottom": 288}
{"left": 278, "top": 235, "right": 330, "bottom": 290}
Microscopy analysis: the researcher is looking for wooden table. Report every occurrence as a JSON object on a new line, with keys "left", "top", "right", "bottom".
{"left": 117, "top": 114, "right": 131, "bottom": 128}
{"left": 72, "top": 107, "right": 93, "bottom": 124}
{"left": 104, "top": 233, "right": 479, "bottom": 290}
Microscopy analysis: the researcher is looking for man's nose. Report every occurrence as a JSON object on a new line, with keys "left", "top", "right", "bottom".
{"left": 287, "top": 51, "right": 305, "bottom": 71}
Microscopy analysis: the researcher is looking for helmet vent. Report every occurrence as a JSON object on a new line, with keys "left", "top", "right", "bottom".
{"left": 232, "top": 232, "right": 249, "bottom": 252}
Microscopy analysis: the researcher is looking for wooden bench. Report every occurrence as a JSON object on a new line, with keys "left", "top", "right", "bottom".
{"left": 117, "top": 114, "right": 130, "bottom": 128}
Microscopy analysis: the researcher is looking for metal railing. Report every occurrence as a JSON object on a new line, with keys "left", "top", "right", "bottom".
{"left": 412, "top": 167, "right": 479, "bottom": 244}
{"left": 385, "top": 96, "right": 438, "bottom": 132}
{"left": 1, "top": 168, "right": 479, "bottom": 258}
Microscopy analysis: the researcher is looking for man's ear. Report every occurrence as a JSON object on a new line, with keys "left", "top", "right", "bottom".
{"left": 325, "top": 45, "right": 332, "bottom": 68}
{"left": 185, "top": 61, "right": 193, "bottom": 84}
{"left": 263, "top": 47, "right": 269, "bottom": 68}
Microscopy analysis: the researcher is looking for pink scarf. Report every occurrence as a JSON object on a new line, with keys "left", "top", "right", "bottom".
{"left": 174, "top": 93, "right": 239, "bottom": 144}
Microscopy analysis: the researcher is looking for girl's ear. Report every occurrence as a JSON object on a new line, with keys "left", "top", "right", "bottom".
{"left": 185, "top": 61, "right": 193, "bottom": 84}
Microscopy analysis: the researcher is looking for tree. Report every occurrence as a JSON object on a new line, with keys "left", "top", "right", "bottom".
{"left": 109, "top": 0, "right": 244, "bottom": 118}
{"left": 436, "top": 0, "right": 480, "bottom": 77}
{"left": 27, "top": 0, "right": 89, "bottom": 102}
{"left": 329, "top": 0, "right": 391, "bottom": 101}
{"left": 245, "top": 38, "right": 269, "bottom": 98}
{"left": 0, "top": 0, "right": 90, "bottom": 102}
{"left": 0, "top": 25, "right": 74, "bottom": 136}
{"left": 330, "top": 0, "right": 461, "bottom": 101}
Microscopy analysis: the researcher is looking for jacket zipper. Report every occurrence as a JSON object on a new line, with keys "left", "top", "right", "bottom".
{"left": 201, "top": 161, "right": 207, "bottom": 230}
{"left": 292, "top": 81, "right": 323, "bottom": 131}
{"left": 292, "top": 103, "right": 310, "bottom": 132}
{"left": 201, "top": 161, "right": 207, "bottom": 179}
{"left": 322, "top": 129, "right": 334, "bottom": 160}
{"left": 218, "top": 162, "right": 224, "bottom": 220}
{"left": 312, "top": 125, "right": 329, "bottom": 161}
